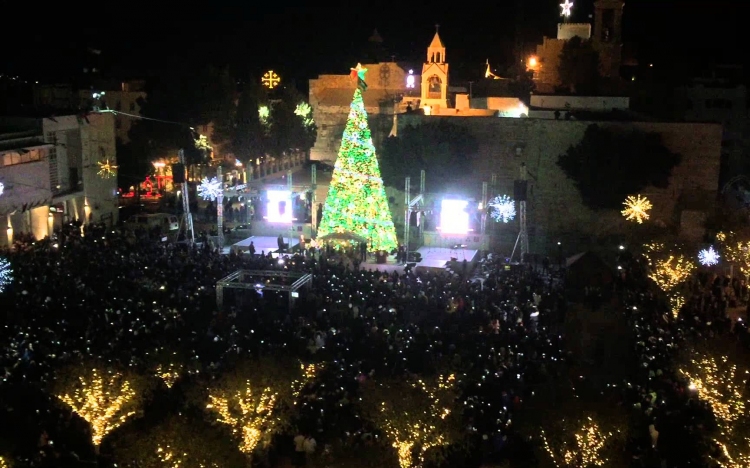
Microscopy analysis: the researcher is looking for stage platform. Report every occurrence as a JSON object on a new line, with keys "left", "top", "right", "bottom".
{"left": 226, "top": 236, "right": 300, "bottom": 255}
{"left": 415, "top": 246, "right": 479, "bottom": 272}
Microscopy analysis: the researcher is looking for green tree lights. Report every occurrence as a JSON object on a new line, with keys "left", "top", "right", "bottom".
{"left": 318, "top": 84, "right": 398, "bottom": 252}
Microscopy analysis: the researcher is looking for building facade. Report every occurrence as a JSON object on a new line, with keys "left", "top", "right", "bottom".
{"left": 0, "top": 113, "right": 118, "bottom": 247}
{"left": 674, "top": 66, "right": 750, "bottom": 180}
{"left": 531, "top": 0, "right": 624, "bottom": 92}
{"left": 33, "top": 81, "right": 146, "bottom": 144}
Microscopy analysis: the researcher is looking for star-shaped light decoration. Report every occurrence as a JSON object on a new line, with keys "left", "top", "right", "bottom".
{"left": 488, "top": 195, "right": 516, "bottom": 223}
{"left": 698, "top": 246, "right": 720, "bottom": 267}
{"left": 97, "top": 158, "right": 118, "bottom": 179}
{"left": 621, "top": 194, "right": 652, "bottom": 224}
{"left": 560, "top": 0, "right": 574, "bottom": 17}
{"left": 197, "top": 177, "right": 223, "bottom": 201}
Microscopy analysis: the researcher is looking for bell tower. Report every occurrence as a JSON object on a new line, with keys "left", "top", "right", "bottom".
{"left": 420, "top": 25, "right": 449, "bottom": 113}
{"left": 593, "top": 0, "right": 624, "bottom": 78}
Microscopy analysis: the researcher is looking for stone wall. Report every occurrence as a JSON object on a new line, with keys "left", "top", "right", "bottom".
{"left": 397, "top": 115, "right": 722, "bottom": 252}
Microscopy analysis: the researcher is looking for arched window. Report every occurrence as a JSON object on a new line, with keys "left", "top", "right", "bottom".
{"left": 428, "top": 75, "right": 442, "bottom": 98}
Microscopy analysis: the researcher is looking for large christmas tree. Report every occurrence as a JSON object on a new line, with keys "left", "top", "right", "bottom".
{"left": 317, "top": 64, "right": 398, "bottom": 252}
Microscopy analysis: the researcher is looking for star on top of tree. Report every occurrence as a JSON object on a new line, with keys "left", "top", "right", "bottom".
{"left": 560, "top": 0, "right": 573, "bottom": 17}
{"left": 350, "top": 63, "right": 368, "bottom": 82}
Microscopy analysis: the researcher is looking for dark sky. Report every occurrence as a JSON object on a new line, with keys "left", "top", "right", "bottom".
{"left": 2, "top": 1, "right": 747, "bottom": 87}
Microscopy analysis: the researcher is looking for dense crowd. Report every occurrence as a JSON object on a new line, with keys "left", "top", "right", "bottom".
{"left": 0, "top": 222, "right": 746, "bottom": 467}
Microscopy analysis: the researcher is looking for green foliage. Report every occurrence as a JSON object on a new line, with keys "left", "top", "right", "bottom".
{"left": 557, "top": 36, "right": 600, "bottom": 94}
{"left": 124, "top": 65, "right": 235, "bottom": 167}
{"left": 379, "top": 120, "right": 478, "bottom": 190}
{"left": 212, "top": 80, "right": 267, "bottom": 163}
{"left": 268, "top": 87, "right": 317, "bottom": 157}
{"left": 557, "top": 124, "right": 681, "bottom": 210}
{"left": 213, "top": 84, "right": 316, "bottom": 163}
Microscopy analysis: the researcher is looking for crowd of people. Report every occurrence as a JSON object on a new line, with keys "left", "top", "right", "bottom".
{"left": 0, "top": 221, "right": 746, "bottom": 467}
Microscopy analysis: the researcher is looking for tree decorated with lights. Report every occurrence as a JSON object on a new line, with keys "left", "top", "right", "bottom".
{"left": 54, "top": 366, "right": 147, "bottom": 449}
{"left": 716, "top": 231, "right": 750, "bottom": 281}
{"left": 361, "top": 374, "right": 462, "bottom": 468}
{"left": 643, "top": 242, "right": 696, "bottom": 317}
{"left": 204, "top": 359, "right": 320, "bottom": 458}
{"left": 317, "top": 64, "right": 398, "bottom": 252}
{"left": 541, "top": 416, "right": 615, "bottom": 467}
{"left": 111, "top": 414, "right": 245, "bottom": 468}
{"left": 680, "top": 347, "right": 750, "bottom": 467}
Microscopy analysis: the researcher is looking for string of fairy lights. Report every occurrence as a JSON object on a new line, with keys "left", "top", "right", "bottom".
{"left": 371, "top": 374, "right": 458, "bottom": 468}
{"left": 156, "top": 362, "right": 183, "bottom": 389}
{"left": 56, "top": 368, "right": 138, "bottom": 447}
{"left": 205, "top": 362, "right": 320, "bottom": 455}
{"left": 680, "top": 352, "right": 750, "bottom": 467}
{"left": 541, "top": 417, "right": 612, "bottom": 467}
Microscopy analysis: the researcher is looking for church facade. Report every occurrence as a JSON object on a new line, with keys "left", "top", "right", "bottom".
{"left": 309, "top": 29, "right": 525, "bottom": 162}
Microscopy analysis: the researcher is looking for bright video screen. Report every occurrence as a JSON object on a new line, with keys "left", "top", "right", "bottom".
{"left": 266, "top": 190, "right": 293, "bottom": 223}
{"left": 440, "top": 199, "right": 469, "bottom": 235}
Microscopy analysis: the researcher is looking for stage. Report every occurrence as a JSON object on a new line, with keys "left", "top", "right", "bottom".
{"left": 226, "top": 236, "right": 300, "bottom": 255}
{"left": 415, "top": 246, "right": 479, "bottom": 272}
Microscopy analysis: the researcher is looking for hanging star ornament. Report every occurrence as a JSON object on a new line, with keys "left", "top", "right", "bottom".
{"left": 560, "top": 0, "right": 573, "bottom": 17}
{"left": 488, "top": 195, "right": 516, "bottom": 223}
{"left": 97, "top": 158, "right": 118, "bottom": 179}
{"left": 621, "top": 194, "right": 652, "bottom": 224}
{"left": 197, "top": 177, "right": 223, "bottom": 201}
{"left": 698, "top": 246, "right": 720, "bottom": 267}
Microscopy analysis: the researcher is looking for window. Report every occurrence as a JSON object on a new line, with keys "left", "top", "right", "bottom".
{"left": 428, "top": 75, "right": 442, "bottom": 98}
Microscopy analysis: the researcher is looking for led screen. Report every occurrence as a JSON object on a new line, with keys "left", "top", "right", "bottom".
{"left": 266, "top": 190, "right": 293, "bottom": 223}
{"left": 440, "top": 199, "right": 469, "bottom": 235}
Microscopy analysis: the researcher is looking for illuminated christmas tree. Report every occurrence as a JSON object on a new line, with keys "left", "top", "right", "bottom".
{"left": 317, "top": 64, "right": 398, "bottom": 252}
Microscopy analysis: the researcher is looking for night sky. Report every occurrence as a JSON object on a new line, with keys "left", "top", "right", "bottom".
{"left": 2, "top": 1, "right": 747, "bottom": 88}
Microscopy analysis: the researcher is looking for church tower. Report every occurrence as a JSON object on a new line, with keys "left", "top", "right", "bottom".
{"left": 592, "top": 0, "right": 625, "bottom": 78}
{"left": 420, "top": 27, "right": 449, "bottom": 113}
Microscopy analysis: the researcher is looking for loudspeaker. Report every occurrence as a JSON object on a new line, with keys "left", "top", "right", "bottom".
{"left": 172, "top": 164, "right": 185, "bottom": 184}
{"left": 514, "top": 180, "right": 528, "bottom": 201}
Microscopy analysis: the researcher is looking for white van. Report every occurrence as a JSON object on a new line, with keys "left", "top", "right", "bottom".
{"left": 126, "top": 213, "right": 179, "bottom": 232}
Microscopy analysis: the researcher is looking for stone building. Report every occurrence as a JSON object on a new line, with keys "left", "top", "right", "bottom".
{"left": 33, "top": 81, "right": 146, "bottom": 144}
{"left": 673, "top": 65, "right": 750, "bottom": 182}
{"left": 309, "top": 62, "right": 417, "bottom": 162}
{"left": 0, "top": 113, "right": 118, "bottom": 247}
{"left": 309, "top": 29, "right": 528, "bottom": 162}
{"left": 530, "top": 0, "right": 624, "bottom": 92}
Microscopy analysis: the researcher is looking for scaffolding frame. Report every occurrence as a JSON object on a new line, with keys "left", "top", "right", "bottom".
{"left": 216, "top": 270, "right": 313, "bottom": 312}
